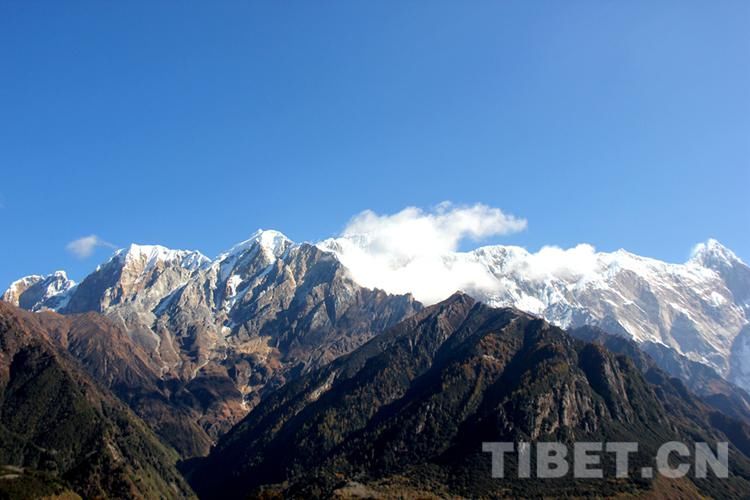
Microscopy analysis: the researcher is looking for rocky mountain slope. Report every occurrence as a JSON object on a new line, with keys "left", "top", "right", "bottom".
{"left": 0, "top": 302, "right": 194, "bottom": 499}
{"left": 322, "top": 237, "right": 750, "bottom": 390}
{"left": 3, "top": 231, "right": 420, "bottom": 457}
{"left": 186, "top": 294, "right": 750, "bottom": 499}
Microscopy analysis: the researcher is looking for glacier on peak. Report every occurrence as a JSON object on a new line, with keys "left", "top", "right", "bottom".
{"left": 215, "top": 229, "right": 294, "bottom": 285}
{"left": 690, "top": 238, "right": 744, "bottom": 269}
{"left": 320, "top": 236, "right": 744, "bottom": 305}
{"left": 218, "top": 229, "right": 293, "bottom": 262}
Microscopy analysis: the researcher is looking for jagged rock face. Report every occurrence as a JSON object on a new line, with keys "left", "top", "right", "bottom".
{"left": 64, "top": 244, "right": 210, "bottom": 314}
{"left": 1, "top": 232, "right": 421, "bottom": 456}
{"left": 186, "top": 294, "right": 750, "bottom": 499}
{"left": 1, "top": 271, "right": 75, "bottom": 311}
{"left": 148, "top": 237, "right": 421, "bottom": 436}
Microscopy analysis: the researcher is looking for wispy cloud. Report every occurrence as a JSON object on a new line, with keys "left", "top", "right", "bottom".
{"left": 66, "top": 235, "right": 117, "bottom": 259}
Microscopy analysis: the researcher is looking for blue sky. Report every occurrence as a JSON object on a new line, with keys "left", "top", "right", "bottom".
{"left": 1, "top": 1, "right": 748, "bottom": 287}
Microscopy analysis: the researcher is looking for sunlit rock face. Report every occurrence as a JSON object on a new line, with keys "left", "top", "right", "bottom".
{"left": 2, "top": 231, "right": 421, "bottom": 456}
{"left": 2, "top": 271, "right": 75, "bottom": 311}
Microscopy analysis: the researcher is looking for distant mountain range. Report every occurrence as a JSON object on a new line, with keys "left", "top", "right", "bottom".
{"left": 6, "top": 231, "right": 749, "bottom": 394}
{"left": 323, "top": 236, "right": 750, "bottom": 391}
{"left": 3, "top": 231, "right": 750, "bottom": 497}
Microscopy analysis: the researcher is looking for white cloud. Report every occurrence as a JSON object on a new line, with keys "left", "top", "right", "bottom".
{"left": 341, "top": 202, "right": 527, "bottom": 258}
{"left": 66, "top": 235, "right": 117, "bottom": 259}
{"left": 319, "top": 202, "right": 528, "bottom": 304}
{"left": 506, "top": 244, "right": 601, "bottom": 282}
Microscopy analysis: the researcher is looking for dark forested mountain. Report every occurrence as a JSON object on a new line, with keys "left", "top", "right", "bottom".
{"left": 186, "top": 294, "right": 750, "bottom": 499}
{"left": 569, "top": 325, "right": 750, "bottom": 424}
{"left": 0, "top": 302, "right": 194, "bottom": 499}
{"left": 13, "top": 306, "right": 217, "bottom": 460}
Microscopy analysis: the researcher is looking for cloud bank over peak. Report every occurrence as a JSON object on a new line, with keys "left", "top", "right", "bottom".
{"left": 319, "top": 203, "right": 729, "bottom": 306}
{"left": 319, "top": 203, "right": 528, "bottom": 304}
{"left": 340, "top": 202, "right": 527, "bottom": 259}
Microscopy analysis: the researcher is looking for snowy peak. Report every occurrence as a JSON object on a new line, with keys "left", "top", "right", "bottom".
{"left": 219, "top": 230, "right": 293, "bottom": 263}
{"left": 2, "top": 275, "right": 45, "bottom": 302}
{"left": 688, "top": 239, "right": 750, "bottom": 318}
{"left": 254, "top": 229, "right": 293, "bottom": 256}
{"left": 114, "top": 243, "right": 210, "bottom": 272}
{"left": 55, "top": 244, "right": 211, "bottom": 314}
{"left": 1, "top": 270, "right": 76, "bottom": 311}
{"left": 690, "top": 239, "right": 744, "bottom": 270}
{"left": 214, "top": 230, "right": 296, "bottom": 309}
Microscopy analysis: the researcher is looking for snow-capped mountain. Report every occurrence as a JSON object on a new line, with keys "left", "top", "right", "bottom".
{"left": 4, "top": 231, "right": 749, "bottom": 413}
{"left": 1, "top": 270, "right": 76, "bottom": 311}
{"left": 691, "top": 239, "right": 750, "bottom": 315}
{"left": 64, "top": 243, "right": 212, "bottom": 314}
{"left": 1, "top": 230, "right": 420, "bottom": 455}
{"left": 320, "top": 236, "right": 750, "bottom": 390}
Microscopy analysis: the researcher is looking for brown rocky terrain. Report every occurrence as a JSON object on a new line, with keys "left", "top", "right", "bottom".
{"left": 3, "top": 232, "right": 421, "bottom": 458}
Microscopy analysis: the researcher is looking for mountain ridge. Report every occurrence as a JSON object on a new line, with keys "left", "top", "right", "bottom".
{"left": 321, "top": 234, "right": 750, "bottom": 390}
{"left": 3, "top": 230, "right": 422, "bottom": 457}
{"left": 4, "top": 231, "right": 750, "bottom": 450}
{"left": 185, "top": 293, "right": 750, "bottom": 499}
{"left": 9, "top": 232, "right": 746, "bottom": 390}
